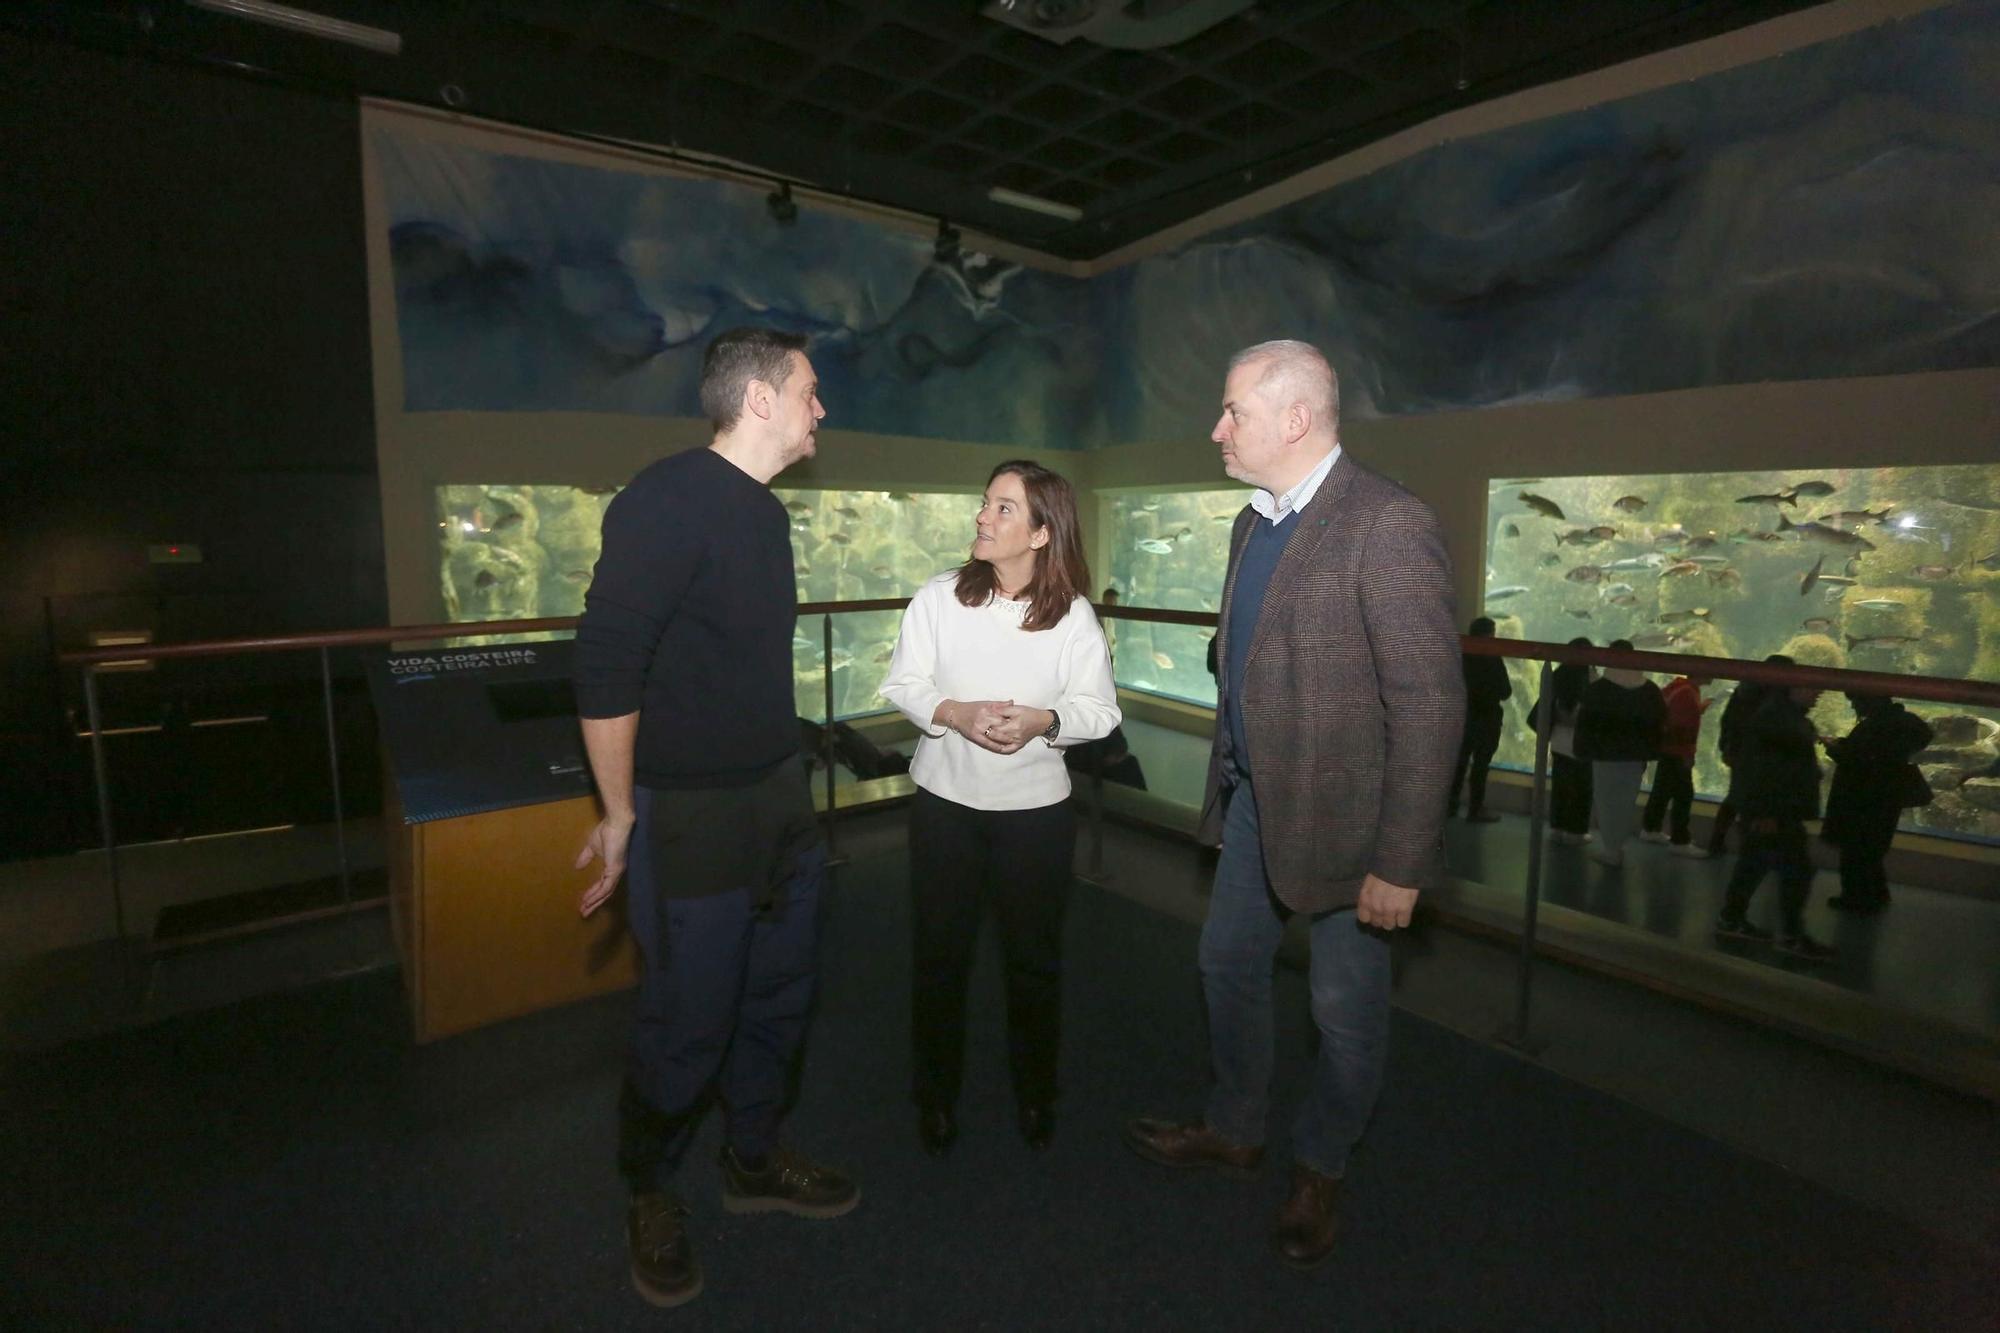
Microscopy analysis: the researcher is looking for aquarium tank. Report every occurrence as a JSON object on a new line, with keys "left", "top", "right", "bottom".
{"left": 1482, "top": 465, "right": 2000, "bottom": 843}
{"left": 1100, "top": 488, "right": 1241, "bottom": 706}
{"left": 436, "top": 482, "right": 976, "bottom": 720}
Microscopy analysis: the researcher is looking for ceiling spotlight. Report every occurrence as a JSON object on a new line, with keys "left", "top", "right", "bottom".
{"left": 934, "top": 219, "right": 961, "bottom": 264}
{"left": 766, "top": 181, "right": 797, "bottom": 225}
{"left": 986, "top": 186, "right": 1082, "bottom": 223}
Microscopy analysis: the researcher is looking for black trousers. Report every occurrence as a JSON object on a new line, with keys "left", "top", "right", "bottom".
{"left": 1642, "top": 756, "right": 1695, "bottom": 844}
{"left": 1449, "top": 709, "right": 1503, "bottom": 816}
{"left": 1836, "top": 804, "right": 1899, "bottom": 907}
{"left": 909, "top": 786, "right": 1076, "bottom": 1112}
{"left": 1550, "top": 755, "right": 1593, "bottom": 835}
{"left": 1723, "top": 818, "right": 1814, "bottom": 936}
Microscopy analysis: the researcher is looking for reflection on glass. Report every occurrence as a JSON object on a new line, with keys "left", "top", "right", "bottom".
{"left": 1481, "top": 465, "right": 2000, "bottom": 843}
{"left": 434, "top": 483, "right": 975, "bottom": 719}
{"left": 1102, "top": 489, "right": 1239, "bottom": 705}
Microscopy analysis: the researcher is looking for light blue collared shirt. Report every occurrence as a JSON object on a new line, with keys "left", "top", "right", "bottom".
{"left": 1249, "top": 445, "right": 1340, "bottom": 526}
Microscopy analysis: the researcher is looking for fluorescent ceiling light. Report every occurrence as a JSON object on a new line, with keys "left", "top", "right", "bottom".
{"left": 186, "top": 0, "right": 403, "bottom": 55}
{"left": 986, "top": 186, "right": 1083, "bottom": 223}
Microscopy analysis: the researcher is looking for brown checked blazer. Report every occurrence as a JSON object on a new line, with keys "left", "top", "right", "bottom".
{"left": 1198, "top": 450, "right": 1464, "bottom": 914}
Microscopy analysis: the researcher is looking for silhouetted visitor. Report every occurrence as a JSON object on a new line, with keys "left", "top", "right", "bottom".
{"left": 1822, "top": 692, "right": 1933, "bottom": 913}
{"left": 1640, "top": 672, "right": 1711, "bottom": 856}
{"left": 1574, "top": 640, "right": 1664, "bottom": 868}
{"left": 1541, "top": 638, "right": 1596, "bottom": 846}
{"left": 1706, "top": 655, "right": 1794, "bottom": 857}
{"left": 1715, "top": 676, "right": 1835, "bottom": 963}
{"left": 1447, "top": 616, "right": 1511, "bottom": 823}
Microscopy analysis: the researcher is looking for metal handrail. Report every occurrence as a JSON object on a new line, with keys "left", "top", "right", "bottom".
{"left": 56, "top": 600, "right": 1998, "bottom": 1053}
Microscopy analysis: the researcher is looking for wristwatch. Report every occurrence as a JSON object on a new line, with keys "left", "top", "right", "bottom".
{"left": 1041, "top": 710, "right": 1061, "bottom": 744}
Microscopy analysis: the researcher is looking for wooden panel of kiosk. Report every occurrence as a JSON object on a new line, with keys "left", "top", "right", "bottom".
{"left": 391, "top": 794, "right": 638, "bottom": 1042}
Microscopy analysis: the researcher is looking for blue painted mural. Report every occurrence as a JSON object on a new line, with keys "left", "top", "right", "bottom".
{"left": 374, "top": 0, "right": 1999, "bottom": 446}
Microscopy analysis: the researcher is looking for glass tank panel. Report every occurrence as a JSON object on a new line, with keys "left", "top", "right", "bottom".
{"left": 1481, "top": 465, "right": 2000, "bottom": 843}
{"left": 435, "top": 483, "right": 976, "bottom": 719}
{"left": 1101, "top": 489, "right": 1239, "bottom": 706}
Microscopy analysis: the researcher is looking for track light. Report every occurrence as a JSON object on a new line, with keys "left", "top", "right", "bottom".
{"left": 933, "top": 219, "right": 961, "bottom": 264}
{"left": 186, "top": 0, "right": 402, "bottom": 55}
{"left": 766, "top": 181, "right": 797, "bottom": 225}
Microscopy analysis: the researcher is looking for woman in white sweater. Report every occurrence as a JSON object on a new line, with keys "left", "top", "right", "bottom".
{"left": 879, "top": 460, "right": 1121, "bottom": 1157}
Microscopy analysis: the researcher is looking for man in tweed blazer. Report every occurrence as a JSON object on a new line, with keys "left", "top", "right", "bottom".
{"left": 1126, "top": 340, "right": 1462, "bottom": 1271}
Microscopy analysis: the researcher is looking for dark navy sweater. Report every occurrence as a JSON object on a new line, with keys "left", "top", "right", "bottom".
{"left": 1224, "top": 511, "right": 1299, "bottom": 778}
{"left": 573, "top": 449, "right": 799, "bottom": 788}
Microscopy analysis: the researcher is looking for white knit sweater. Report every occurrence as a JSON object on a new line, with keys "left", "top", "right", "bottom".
{"left": 879, "top": 572, "right": 1122, "bottom": 811}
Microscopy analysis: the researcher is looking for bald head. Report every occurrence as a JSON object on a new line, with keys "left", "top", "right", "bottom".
{"left": 1228, "top": 340, "right": 1340, "bottom": 444}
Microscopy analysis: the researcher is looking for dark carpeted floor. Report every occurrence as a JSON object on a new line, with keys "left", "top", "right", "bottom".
{"left": 2, "top": 833, "right": 1994, "bottom": 1331}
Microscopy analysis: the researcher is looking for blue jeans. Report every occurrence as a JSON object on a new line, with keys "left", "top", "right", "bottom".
{"left": 618, "top": 787, "right": 826, "bottom": 1192}
{"left": 1199, "top": 780, "right": 1391, "bottom": 1179}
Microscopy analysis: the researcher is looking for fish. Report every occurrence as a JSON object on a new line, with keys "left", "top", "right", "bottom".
{"left": 1613, "top": 496, "right": 1648, "bottom": 513}
{"left": 1800, "top": 554, "right": 1824, "bottom": 597}
{"left": 1684, "top": 534, "right": 1719, "bottom": 551}
{"left": 791, "top": 635, "right": 815, "bottom": 651}
{"left": 1150, "top": 651, "right": 1175, "bottom": 671}
{"left": 1601, "top": 582, "right": 1636, "bottom": 598}
{"left": 1663, "top": 560, "right": 1702, "bottom": 577}
{"left": 1499, "top": 478, "right": 1547, "bottom": 485}
{"left": 1845, "top": 634, "right": 1920, "bottom": 650}
{"left": 474, "top": 570, "right": 496, "bottom": 588}
{"left": 785, "top": 501, "right": 812, "bottom": 516}
{"left": 1977, "top": 552, "right": 2000, "bottom": 571}
{"left": 1589, "top": 525, "right": 1619, "bottom": 540}
{"left": 885, "top": 492, "right": 913, "bottom": 503}
{"left": 1604, "top": 554, "right": 1667, "bottom": 572}
{"left": 1139, "top": 502, "right": 1160, "bottom": 511}
{"left": 1707, "top": 569, "right": 1743, "bottom": 590}
{"left": 1538, "top": 553, "right": 1563, "bottom": 568}
{"left": 1817, "top": 575, "right": 1858, "bottom": 587}
{"left": 1819, "top": 508, "right": 1893, "bottom": 525}
{"left": 1852, "top": 598, "right": 1905, "bottom": 610}
{"left": 1501, "top": 522, "right": 1521, "bottom": 539}
{"left": 1486, "top": 585, "right": 1530, "bottom": 600}
{"left": 1170, "top": 527, "right": 1193, "bottom": 541}
{"left": 1750, "top": 531, "right": 1786, "bottom": 544}
{"left": 1212, "top": 513, "right": 1237, "bottom": 524}
{"left": 1565, "top": 609, "right": 1593, "bottom": 619}
{"left": 828, "top": 533, "right": 852, "bottom": 546}
{"left": 1777, "top": 516, "right": 1874, "bottom": 550}
{"left": 1802, "top": 618, "right": 1834, "bottom": 633}
{"left": 1564, "top": 565, "right": 1605, "bottom": 584}
{"left": 562, "top": 568, "right": 593, "bottom": 583}
{"left": 1687, "top": 555, "right": 1731, "bottom": 567}
{"left": 1653, "top": 528, "right": 1689, "bottom": 548}
{"left": 578, "top": 485, "right": 620, "bottom": 496}
{"left": 1136, "top": 538, "right": 1175, "bottom": 555}
{"left": 1658, "top": 609, "right": 1712, "bottom": 624}
{"left": 833, "top": 506, "right": 861, "bottom": 520}
{"left": 827, "top": 649, "right": 855, "bottom": 672}
{"left": 1726, "top": 528, "right": 1758, "bottom": 544}
{"left": 1631, "top": 631, "right": 1690, "bottom": 649}
{"left": 795, "top": 562, "right": 811, "bottom": 577}
{"left": 489, "top": 512, "right": 524, "bottom": 531}
{"left": 1915, "top": 564, "right": 1956, "bottom": 579}
{"left": 1607, "top": 594, "right": 1640, "bottom": 608}
{"left": 869, "top": 564, "right": 894, "bottom": 579}
{"left": 1556, "top": 528, "right": 1606, "bottom": 546}
{"left": 1736, "top": 492, "right": 1797, "bottom": 508}
{"left": 1518, "top": 492, "right": 1565, "bottom": 520}
{"left": 1786, "top": 480, "right": 1837, "bottom": 498}
{"left": 870, "top": 644, "right": 896, "bottom": 664}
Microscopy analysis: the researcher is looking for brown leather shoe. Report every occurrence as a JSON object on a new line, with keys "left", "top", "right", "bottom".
{"left": 1271, "top": 1164, "right": 1343, "bottom": 1271}
{"left": 1123, "top": 1117, "right": 1264, "bottom": 1174}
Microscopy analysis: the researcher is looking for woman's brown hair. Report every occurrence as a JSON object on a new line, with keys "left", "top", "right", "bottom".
{"left": 953, "top": 459, "right": 1090, "bottom": 632}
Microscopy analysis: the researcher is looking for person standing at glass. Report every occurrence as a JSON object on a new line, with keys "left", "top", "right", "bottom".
{"left": 1822, "top": 691, "right": 1933, "bottom": 912}
{"left": 1714, "top": 676, "right": 1835, "bottom": 962}
{"left": 1447, "top": 615, "right": 1511, "bottom": 822}
{"left": 1640, "top": 672, "right": 1711, "bottom": 855}
{"left": 572, "top": 328, "right": 856, "bottom": 1310}
{"left": 1544, "top": 638, "right": 1596, "bottom": 846}
{"left": 1575, "top": 640, "right": 1665, "bottom": 868}
{"left": 879, "top": 461, "right": 1120, "bottom": 1157}
{"left": 1124, "top": 340, "right": 1461, "bottom": 1272}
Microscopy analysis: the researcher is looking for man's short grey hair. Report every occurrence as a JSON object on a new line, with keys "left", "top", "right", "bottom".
{"left": 1229, "top": 339, "right": 1340, "bottom": 434}
{"left": 701, "top": 327, "right": 809, "bottom": 433}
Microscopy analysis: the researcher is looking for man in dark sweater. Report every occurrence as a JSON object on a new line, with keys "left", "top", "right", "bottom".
{"left": 1447, "top": 615, "right": 1512, "bottom": 822}
{"left": 573, "top": 328, "right": 856, "bottom": 1309}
